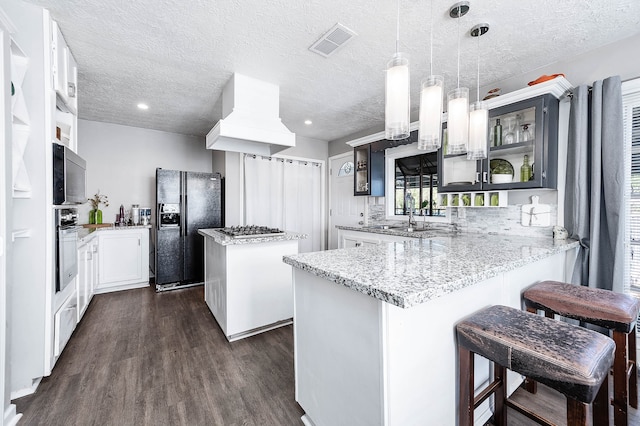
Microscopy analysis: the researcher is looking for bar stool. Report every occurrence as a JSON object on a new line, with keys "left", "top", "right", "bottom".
{"left": 523, "top": 280, "right": 640, "bottom": 426}
{"left": 457, "top": 305, "right": 615, "bottom": 426}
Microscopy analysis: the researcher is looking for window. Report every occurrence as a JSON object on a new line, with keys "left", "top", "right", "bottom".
{"left": 394, "top": 152, "right": 445, "bottom": 217}
{"left": 337, "top": 161, "right": 354, "bottom": 177}
{"left": 623, "top": 79, "right": 640, "bottom": 295}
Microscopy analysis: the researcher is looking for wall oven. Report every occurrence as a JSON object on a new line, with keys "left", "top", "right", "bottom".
{"left": 55, "top": 208, "right": 79, "bottom": 292}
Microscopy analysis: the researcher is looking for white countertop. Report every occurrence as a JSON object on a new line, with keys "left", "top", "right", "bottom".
{"left": 283, "top": 233, "right": 579, "bottom": 309}
{"left": 198, "top": 228, "right": 307, "bottom": 246}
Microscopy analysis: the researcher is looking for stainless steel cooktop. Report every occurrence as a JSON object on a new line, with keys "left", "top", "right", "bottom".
{"left": 218, "top": 225, "right": 284, "bottom": 239}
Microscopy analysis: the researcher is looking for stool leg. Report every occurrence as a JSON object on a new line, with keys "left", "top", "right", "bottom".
{"left": 524, "top": 306, "right": 538, "bottom": 394}
{"left": 613, "top": 330, "right": 629, "bottom": 426}
{"left": 629, "top": 325, "right": 638, "bottom": 409}
{"left": 566, "top": 399, "right": 588, "bottom": 426}
{"left": 493, "top": 363, "right": 507, "bottom": 426}
{"left": 459, "top": 345, "right": 474, "bottom": 426}
{"left": 593, "top": 371, "right": 610, "bottom": 426}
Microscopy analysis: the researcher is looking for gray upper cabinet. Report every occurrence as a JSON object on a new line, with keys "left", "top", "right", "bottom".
{"left": 439, "top": 93, "right": 560, "bottom": 193}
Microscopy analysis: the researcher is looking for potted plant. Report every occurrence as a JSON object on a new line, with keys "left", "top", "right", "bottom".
{"left": 88, "top": 190, "right": 109, "bottom": 224}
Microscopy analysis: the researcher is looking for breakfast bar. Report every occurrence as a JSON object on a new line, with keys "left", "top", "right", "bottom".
{"left": 283, "top": 234, "right": 580, "bottom": 426}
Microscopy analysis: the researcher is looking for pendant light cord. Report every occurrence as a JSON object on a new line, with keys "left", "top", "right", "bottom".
{"left": 456, "top": 7, "right": 461, "bottom": 89}
{"left": 429, "top": 0, "right": 433, "bottom": 75}
{"left": 476, "top": 30, "right": 480, "bottom": 101}
{"left": 396, "top": 0, "right": 400, "bottom": 54}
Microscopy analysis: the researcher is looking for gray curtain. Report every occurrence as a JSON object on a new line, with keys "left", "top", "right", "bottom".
{"left": 565, "top": 76, "right": 625, "bottom": 293}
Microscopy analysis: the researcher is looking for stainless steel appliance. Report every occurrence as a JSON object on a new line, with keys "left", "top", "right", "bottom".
{"left": 53, "top": 143, "right": 86, "bottom": 205}
{"left": 55, "top": 208, "right": 79, "bottom": 292}
{"left": 155, "top": 169, "right": 223, "bottom": 291}
{"left": 218, "top": 225, "right": 284, "bottom": 239}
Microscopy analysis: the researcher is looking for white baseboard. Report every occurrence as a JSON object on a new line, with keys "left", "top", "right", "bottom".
{"left": 3, "top": 404, "right": 21, "bottom": 426}
{"left": 10, "top": 376, "right": 41, "bottom": 400}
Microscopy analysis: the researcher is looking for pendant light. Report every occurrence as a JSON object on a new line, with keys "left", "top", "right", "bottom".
{"left": 446, "top": 1, "right": 470, "bottom": 155}
{"left": 467, "top": 23, "right": 490, "bottom": 160}
{"left": 418, "top": 0, "right": 444, "bottom": 152}
{"left": 385, "top": 0, "right": 410, "bottom": 141}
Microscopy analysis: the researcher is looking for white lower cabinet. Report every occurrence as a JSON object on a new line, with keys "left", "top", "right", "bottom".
{"left": 338, "top": 229, "right": 414, "bottom": 249}
{"left": 97, "top": 228, "right": 149, "bottom": 292}
{"left": 53, "top": 294, "right": 77, "bottom": 357}
{"left": 76, "top": 235, "right": 98, "bottom": 321}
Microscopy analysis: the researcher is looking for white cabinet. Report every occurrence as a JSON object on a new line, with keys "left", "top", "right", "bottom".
{"left": 51, "top": 21, "right": 77, "bottom": 114}
{"left": 76, "top": 234, "right": 98, "bottom": 321}
{"left": 97, "top": 228, "right": 149, "bottom": 292}
{"left": 337, "top": 229, "right": 413, "bottom": 249}
{"left": 53, "top": 293, "right": 77, "bottom": 358}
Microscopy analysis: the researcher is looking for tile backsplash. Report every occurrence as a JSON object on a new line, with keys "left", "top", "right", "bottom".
{"left": 450, "top": 205, "right": 557, "bottom": 238}
{"left": 367, "top": 201, "right": 557, "bottom": 238}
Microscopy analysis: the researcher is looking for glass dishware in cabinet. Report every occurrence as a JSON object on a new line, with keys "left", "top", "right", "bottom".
{"left": 353, "top": 145, "right": 384, "bottom": 196}
{"left": 485, "top": 94, "right": 558, "bottom": 190}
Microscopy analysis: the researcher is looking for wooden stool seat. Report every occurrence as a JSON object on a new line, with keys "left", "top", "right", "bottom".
{"left": 524, "top": 281, "right": 640, "bottom": 425}
{"left": 457, "top": 305, "right": 615, "bottom": 426}
{"left": 523, "top": 281, "right": 640, "bottom": 332}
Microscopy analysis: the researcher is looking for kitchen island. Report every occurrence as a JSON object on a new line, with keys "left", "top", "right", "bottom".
{"left": 283, "top": 233, "right": 579, "bottom": 426}
{"left": 198, "top": 228, "right": 306, "bottom": 342}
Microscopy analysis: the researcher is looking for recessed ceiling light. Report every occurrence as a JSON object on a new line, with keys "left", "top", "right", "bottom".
{"left": 304, "top": 120, "right": 312, "bottom": 125}
{"left": 137, "top": 103, "right": 149, "bottom": 110}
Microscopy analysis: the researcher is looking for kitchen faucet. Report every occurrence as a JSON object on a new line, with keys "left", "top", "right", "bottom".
{"left": 406, "top": 192, "right": 417, "bottom": 228}
{"left": 408, "top": 208, "right": 417, "bottom": 228}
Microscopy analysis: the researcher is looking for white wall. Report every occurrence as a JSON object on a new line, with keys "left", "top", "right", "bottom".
{"left": 77, "top": 120, "right": 213, "bottom": 225}
{"left": 479, "top": 32, "right": 640, "bottom": 99}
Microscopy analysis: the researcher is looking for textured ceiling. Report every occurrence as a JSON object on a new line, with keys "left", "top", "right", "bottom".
{"left": 21, "top": 0, "right": 640, "bottom": 142}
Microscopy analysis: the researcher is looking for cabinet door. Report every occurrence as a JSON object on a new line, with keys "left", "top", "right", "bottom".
{"left": 98, "top": 231, "right": 143, "bottom": 287}
{"left": 76, "top": 244, "right": 90, "bottom": 321}
{"left": 485, "top": 94, "right": 558, "bottom": 190}
{"left": 65, "top": 48, "right": 77, "bottom": 113}
{"left": 52, "top": 22, "right": 68, "bottom": 104}
{"left": 90, "top": 242, "right": 98, "bottom": 297}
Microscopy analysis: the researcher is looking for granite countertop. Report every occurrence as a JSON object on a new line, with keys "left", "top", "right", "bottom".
{"left": 198, "top": 228, "right": 307, "bottom": 246}
{"left": 78, "top": 224, "right": 151, "bottom": 242}
{"left": 283, "top": 234, "right": 579, "bottom": 309}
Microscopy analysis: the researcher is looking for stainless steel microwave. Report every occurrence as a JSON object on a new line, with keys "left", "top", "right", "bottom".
{"left": 53, "top": 143, "right": 86, "bottom": 205}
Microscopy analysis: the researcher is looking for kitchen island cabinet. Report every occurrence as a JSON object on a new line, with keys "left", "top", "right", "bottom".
{"left": 198, "top": 228, "right": 306, "bottom": 342}
{"left": 283, "top": 234, "right": 579, "bottom": 426}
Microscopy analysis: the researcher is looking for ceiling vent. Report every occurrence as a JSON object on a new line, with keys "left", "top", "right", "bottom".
{"left": 309, "top": 23, "right": 357, "bottom": 58}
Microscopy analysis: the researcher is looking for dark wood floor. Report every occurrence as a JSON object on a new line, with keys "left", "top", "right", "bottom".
{"left": 13, "top": 286, "right": 640, "bottom": 425}
{"left": 14, "top": 286, "right": 305, "bottom": 425}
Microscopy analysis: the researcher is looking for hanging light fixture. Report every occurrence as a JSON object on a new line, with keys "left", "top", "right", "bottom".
{"left": 418, "top": 0, "right": 444, "bottom": 152}
{"left": 385, "top": 0, "right": 410, "bottom": 141}
{"left": 467, "top": 23, "right": 490, "bottom": 160}
{"left": 446, "top": 1, "right": 470, "bottom": 155}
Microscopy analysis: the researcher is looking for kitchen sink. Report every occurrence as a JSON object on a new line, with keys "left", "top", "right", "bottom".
{"left": 389, "top": 226, "right": 431, "bottom": 233}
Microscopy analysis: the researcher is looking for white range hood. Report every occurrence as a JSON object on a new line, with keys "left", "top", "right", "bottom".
{"left": 206, "top": 73, "right": 296, "bottom": 156}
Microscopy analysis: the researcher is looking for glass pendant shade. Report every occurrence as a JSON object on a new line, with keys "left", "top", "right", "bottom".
{"left": 446, "top": 87, "right": 469, "bottom": 154}
{"left": 467, "top": 101, "right": 488, "bottom": 159}
{"left": 385, "top": 53, "right": 410, "bottom": 140}
{"left": 418, "top": 75, "right": 444, "bottom": 151}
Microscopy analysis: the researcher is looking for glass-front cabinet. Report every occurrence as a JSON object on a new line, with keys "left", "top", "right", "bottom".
{"left": 354, "top": 144, "right": 384, "bottom": 196}
{"left": 439, "top": 93, "right": 559, "bottom": 193}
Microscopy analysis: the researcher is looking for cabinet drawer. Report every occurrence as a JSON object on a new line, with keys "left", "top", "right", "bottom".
{"left": 54, "top": 296, "right": 77, "bottom": 357}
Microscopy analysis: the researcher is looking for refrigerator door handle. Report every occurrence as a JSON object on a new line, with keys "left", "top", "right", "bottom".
{"left": 181, "top": 173, "right": 187, "bottom": 237}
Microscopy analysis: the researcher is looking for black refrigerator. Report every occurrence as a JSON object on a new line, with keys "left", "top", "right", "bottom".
{"left": 154, "top": 168, "right": 222, "bottom": 291}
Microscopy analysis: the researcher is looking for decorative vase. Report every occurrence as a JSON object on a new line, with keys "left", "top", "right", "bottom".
{"left": 89, "top": 209, "right": 96, "bottom": 224}
{"left": 96, "top": 209, "right": 103, "bottom": 224}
